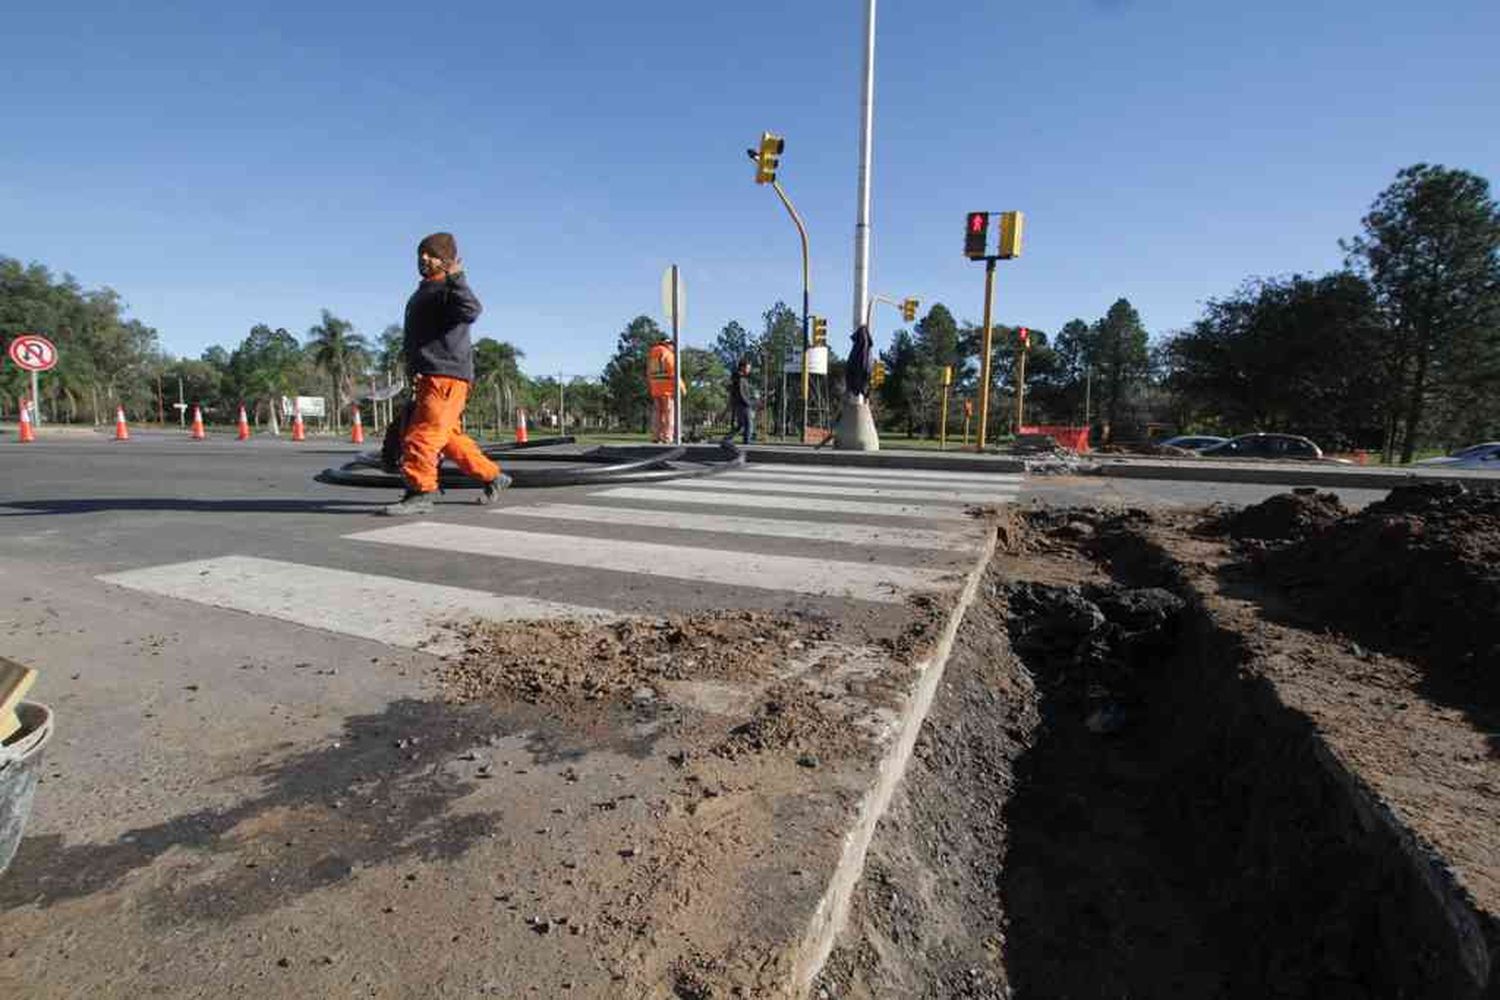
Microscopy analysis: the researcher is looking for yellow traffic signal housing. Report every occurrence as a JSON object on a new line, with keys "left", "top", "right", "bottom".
{"left": 964, "top": 211, "right": 990, "bottom": 259}
{"left": 755, "top": 132, "right": 785, "bottom": 184}
{"left": 999, "top": 211, "right": 1024, "bottom": 259}
{"left": 941, "top": 365, "right": 953, "bottom": 386}
{"left": 901, "top": 298, "right": 920, "bottom": 322}
{"left": 871, "top": 360, "right": 887, "bottom": 389}
{"left": 811, "top": 316, "right": 827, "bottom": 346}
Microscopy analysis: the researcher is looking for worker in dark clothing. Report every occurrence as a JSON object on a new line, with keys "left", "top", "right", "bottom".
{"left": 724, "top": 357, "right": 756, "bottom": 446}
{"left": 383, "top": 232, "right": 511, "bottom": 516}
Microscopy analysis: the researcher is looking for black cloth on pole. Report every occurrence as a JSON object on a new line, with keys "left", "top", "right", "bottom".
{"left": 845, "top": 324, "right": 874, "bottom": 397}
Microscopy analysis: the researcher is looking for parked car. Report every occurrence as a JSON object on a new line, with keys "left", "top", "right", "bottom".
{"left": 1159, "top": 434, "right": 1229, "bottom": 452}
{"left": 1415, "top": 442, "right": 1500, "bottom": 470}
{"left": 1198, "top": 433, "right": 1328, "bottom": 460}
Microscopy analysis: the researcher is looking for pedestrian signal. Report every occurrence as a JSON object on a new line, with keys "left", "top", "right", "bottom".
{"left": 811, "top": 316, "right": 827, "bottom": 346}
{"left": 871, "top": 361, "right": 887, "bottom": 389}
{"left": 942, "top": 365, "right": 953, "bottom": 386}
{"left": 964, "top": 212, "right": 989, "bottom": 259}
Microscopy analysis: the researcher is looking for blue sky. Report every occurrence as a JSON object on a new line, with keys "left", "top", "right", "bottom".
{"left": 4, "top": 0, "right": 1496, "bottom": 377}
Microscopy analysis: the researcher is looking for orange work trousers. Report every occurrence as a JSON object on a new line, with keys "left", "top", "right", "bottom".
{"left": 401, "top": 374, "right": 500, "bottom": 493}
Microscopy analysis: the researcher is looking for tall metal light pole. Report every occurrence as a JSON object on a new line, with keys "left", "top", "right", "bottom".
{"left": 852, "top": 0, "right": 876, "bottom": 346}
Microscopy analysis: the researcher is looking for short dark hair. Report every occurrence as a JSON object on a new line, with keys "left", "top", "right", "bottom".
{"left": 417, "top": 232, "right": 457, "bottom": 262}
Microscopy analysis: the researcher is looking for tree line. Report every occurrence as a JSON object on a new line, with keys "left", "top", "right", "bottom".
{"left": 5, "top": 163, "right": 1495, "bottom": 455}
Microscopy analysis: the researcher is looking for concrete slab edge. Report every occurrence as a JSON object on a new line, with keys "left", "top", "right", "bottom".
{"left": 787, "top": 522, "right": 1001, "bottom": 996}
{"left": 744, "top": 447, "right": 1025, "bottom": 475}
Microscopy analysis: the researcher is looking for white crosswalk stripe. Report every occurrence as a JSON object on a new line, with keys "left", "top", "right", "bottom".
{"left": 590, "top": 485, "right": 976, "bottom": 521}
{"left": 98, "top": 556, "right": 612, "bottom": 655}
{"left": 670, "top": 475, "right": 1020, "bottom": 504}
{"left": 346, "top": 522, "right": 958, "bottom": 604}
{"left": 494, "top": 502, "right": 985, "bottom": 551}
{"left": 736, "top": 465, "right": 1022, "bottom": 486}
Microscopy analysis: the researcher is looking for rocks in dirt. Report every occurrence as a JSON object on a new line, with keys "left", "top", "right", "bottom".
{"left": 1001, "top": 580, "right": 1188, "bottom": 731}
{"left": 1211, "top": 488, "right": 1349, "bottom": 541}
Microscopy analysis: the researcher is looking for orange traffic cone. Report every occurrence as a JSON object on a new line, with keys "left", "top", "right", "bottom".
{"left": 350, "top": 404, "right": 365, "bottom": 444}
{"left": 190, "top": 405, "right": 206, "bottom": 440}
{"left": 237, "top": 404, "right": 251, "bottom": 440}
{"left": 17, "top": 398, "right": 35, "bottom": 443}
{"left": 291, "top": 399, "right": 306, "bottom": 442}
{"left": 114, "top": 405, "right": 130, "bottom": 441}
{"left": 514, "top": 408, "right": 528, "bottom": 444}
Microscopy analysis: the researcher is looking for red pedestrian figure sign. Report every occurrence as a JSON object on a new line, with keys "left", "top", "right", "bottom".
{"left": 7, "top": 334, "right": 58, "bottom": 372}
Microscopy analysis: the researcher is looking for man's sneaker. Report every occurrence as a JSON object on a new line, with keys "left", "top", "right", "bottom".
{"left": 477, "top": 473, "right": 513, "bottom": 505}
{"left": 381, "top": 490, "right": 436, "bottom": 517}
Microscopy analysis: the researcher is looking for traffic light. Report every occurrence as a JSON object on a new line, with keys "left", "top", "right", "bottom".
{"left": 754, "top": 132, "right": 785, "bottom": 185}
{"left": 1018, "top": 326, "right": 1030, "bottom": 350}
{"left": 964, "top": 211, "right": 990, "bottom": 259}
{"left": 999, "top": 210, "right": 1025, "bottom": 258}
{"left": 811, "top": 316, "right": 827, "bottom": 346}
{"left": 941, "top": 365, "right": 953, "bottom": 386}
{"left": 871, "top": 360, "right": 887, "bottom": 389}
{"left": 901, "top": 298, "right": 920, "bottom": 322}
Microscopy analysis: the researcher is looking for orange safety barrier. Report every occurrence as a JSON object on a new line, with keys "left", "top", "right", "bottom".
{"left": 1020, "top": 424, "right": 1090, "bottom": 452}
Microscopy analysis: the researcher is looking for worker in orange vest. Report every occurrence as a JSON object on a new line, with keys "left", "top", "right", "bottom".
{"left": 646, "top": 334, "right": 685, "bottom": 444}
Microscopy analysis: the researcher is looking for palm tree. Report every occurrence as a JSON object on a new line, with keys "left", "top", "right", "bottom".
{"left": 473, "top": 338, "right": 525, "bottom": 434}
{"left": 307, "top": 310, "right": 371, "bottom": 432}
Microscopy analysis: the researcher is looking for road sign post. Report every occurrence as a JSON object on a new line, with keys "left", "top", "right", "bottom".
{"left": 8, "top": 334, "right": 59, "bottom": 429}
{"left": 939, "top": 365, "right": 953, "bottom": 450}
{"left": 661, "top": 265, "right": 685, "bottom": 445}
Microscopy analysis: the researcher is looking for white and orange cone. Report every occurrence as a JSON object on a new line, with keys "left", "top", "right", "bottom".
{"left": 189, "top": 404, "right": 206, "bottom": 440}
{"left": 113, "top": 405, "right": 130, "bottom": 441}
{"left": 291, "top": 399, "right": 306, "bottom": 442}
{"left": 350, "top": 404, "right": 365, "bottom": 444}
{"left": 236, "top": 403, "right": 251, "bottom": 441}
{"left": 514, "top": 408, "right": 528, "bottom": 444}
{"left": 17, "top": 398, "right": 35, "bottom": 443}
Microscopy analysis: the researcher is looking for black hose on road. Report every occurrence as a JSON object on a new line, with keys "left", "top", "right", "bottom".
{"left": 315, "top": 437, "right": 745, "bottom": 490}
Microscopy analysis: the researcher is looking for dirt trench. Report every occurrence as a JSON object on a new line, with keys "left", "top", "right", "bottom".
{"left": 816, "top": 508, "right": 1487, "bottom": 1000}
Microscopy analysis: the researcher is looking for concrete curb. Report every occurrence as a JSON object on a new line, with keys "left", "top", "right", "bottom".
{"left": 745, "top": 445, "right": 1026, "bottom": 475}
{"left": 1088, "top": 459, "right": 1499, "bottom": 491}
{"left": 790, "top": 521, "right": 1002, "bottom": 995}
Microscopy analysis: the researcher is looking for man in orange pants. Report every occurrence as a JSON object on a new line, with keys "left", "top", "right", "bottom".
{"left": 384, "top": 232, "right": 511, "bottom": 516}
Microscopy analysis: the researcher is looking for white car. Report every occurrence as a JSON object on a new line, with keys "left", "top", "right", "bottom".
{"left": 1416, "top": 442, "right": 1500, "bottom": 470}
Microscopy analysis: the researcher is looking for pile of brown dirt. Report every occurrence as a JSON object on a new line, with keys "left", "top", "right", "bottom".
{"left": 1212, "top": 487, "right": 1349, "bottom": 541}
{"left": 1260, "top": 482, "right": 1500, "bottom": 702}
{"left": 712, "top": 680, "right": 873, "bottom": 762}
{"left": 439, "top": 610, "right": 833, "bottom": 706}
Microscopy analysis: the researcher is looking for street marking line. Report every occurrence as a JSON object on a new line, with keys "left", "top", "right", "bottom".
{"left": 740, "top": 465, "right": 1023, "bottom": 485}
{"left": 494, "top": 502, "right": 983, "bottom": 551}
{"left": 347, "top": 523, "right": 958, "bottom": 604}
{"left": 589, "top": 486, "right": 977, "bottom": 521}
{"left": 667, "top": 476, "right": 1020, "bottom": 504}
{"left": 98, "top": 556, "right": 612, "bottom": 655}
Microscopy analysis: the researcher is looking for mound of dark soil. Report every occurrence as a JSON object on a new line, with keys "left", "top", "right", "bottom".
{"left": 1214, "top": 487, "right": 1349, "bottom": 541}
{"left": 1261, "top": 482, "right": 1500, "bottom": 704}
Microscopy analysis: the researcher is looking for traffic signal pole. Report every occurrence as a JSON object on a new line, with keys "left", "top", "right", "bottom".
{"left": 770, "top": 180, "right": 812, "bottom": 444}
{"left": 977, "top": 258, "right": 997, "bottom": 449}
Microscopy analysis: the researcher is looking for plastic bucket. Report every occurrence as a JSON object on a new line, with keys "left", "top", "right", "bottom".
{"left": 0, "top": 702, "right": 54, "bottom": 875}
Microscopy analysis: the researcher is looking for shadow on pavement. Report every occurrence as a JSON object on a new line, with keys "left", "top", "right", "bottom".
{"left": 0, "top": 498, "right": 383, "bottom": 517}
{"left": 0, "top": 699, "right": 513, "bottom": 922}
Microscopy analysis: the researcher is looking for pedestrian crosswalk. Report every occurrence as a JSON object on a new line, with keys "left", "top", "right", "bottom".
{"left": 96, "top": 463, "right": 1025, "bottom": 652}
